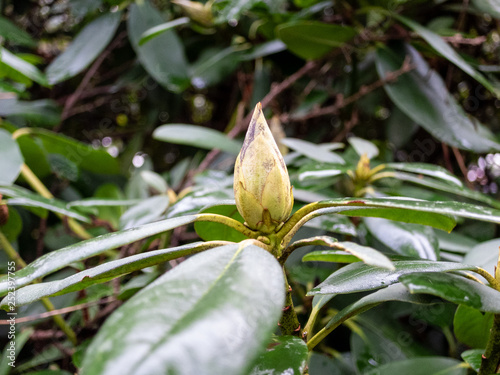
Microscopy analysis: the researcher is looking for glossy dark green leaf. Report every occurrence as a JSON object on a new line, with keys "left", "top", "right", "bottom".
{"left": 46, "top": 12, "right": 121, "bottom": 84}
{"left": 80, "top": 243, "right": 285, "bottom": 375}
{"left": 139, "top": 17, "right": 190, "bottom": 45}
{"left": 463, "top": 238, "right": 499, "bottom": 277}
{"left": 385, "top": 162, "right": 463, "bottom": 187}
{"left": 1, "top": 241, "right": 229, "bottom": 308}
{"left": 119, "top": 195, "right": 170, "bottom": 229}
{"left": 190, "top": 46, "right": 242, "bottom": 89}
{"left": 277, "top": 21, "right": 357, "bottom": 60}
{"left": 0, "top": 16, "right": 36, "bottom": 47}
{"left": 394, "top": 14, "right": 499, "bottom": 97}
{"left": 0, "top": 99, "right": 61, "bottom": 127}
{"left": 194, "top": 201, "right": 247, "bottom": 242}
{"left": 128, "top": 1, "right": 189, "bottom": 92}
{"left": 399, "top": 272, "right": 500, "bottom": 313}
{"left": 308, "top": 260, "right": 475, "bottom": 295}
{"left": 153, "top": 124, "right": 242, "bottom": 154}
{"left": 461, "top": 349, "right": 483, "bottom": 372}
{"left": 0, "top": 48, "right": 48, "bottom": 86}
{"left": 23, "top": 129, "right": 120, "bottom": 174}
{"left": 454, "top": 305, "right": 493, "bottom": 349}
{"left": 302, "top": 241, "right": 394, "bottom": 269}
{"left": 303, "top": 250, "right": 359, "bottom": 264}
{"left": 281, "top": 138, "right": 345, "bottom": 164}
{"left": 364, "top": 217, "right": 439, "bottom": 260}
{"left": 0, "top": 129, "right": 23, "bottom": 185}
{"left": 393, "top": 172, "right": 500, "bottom": 209}
{"left": 0, "top": 215, "right": 197, "bottom": 295}
{"left": 0, "top": 185, "right": 90, "bottom": 222}
{"left": 363, "top": 357, "right": 466, "bottom": 375}
{"left": 323, "top": 283, "right": 437, "bottom": 332}
{"left": 303, "top": 214, "right": 357, "bottom": 236}
{"left": 375, "top": 43, "right": 500, "bottom": 152}
{"left": 314, "top": 197, "right": 500, "bottom": 231}
{"left": 249, "top": 336, "right": 307, "bottom": 375}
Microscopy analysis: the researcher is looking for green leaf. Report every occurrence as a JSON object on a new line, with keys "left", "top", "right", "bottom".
{"left": 314, "top": 197, "right": 500, "bottom": 231}
{"left": 277, "top": 21, "right": 357, "bottom": 60}
{"left": 399, "top": 272, "right": 500, "bottom": 313}
{"left": 0, "top": 215, "right": 197, "bottom": 295}
{"left": 348, "top": 137, "right": 379, "bottom": 159}
{"left": 80, "top": 243, "right": 285, "bottom": 375}
{"left": 24, "top": 129, "right": 120, "bottom": 174}
{"left": 0, "top": 99, "right": 61, "bottom": 127}
{"left": 454, "top": 305, "right": 493, "bottom": 349}
{"left": 249, "top": 336, "right": 308, "bottom": 375}
{"left": 435, "top": 230, "right": 478, "bottom": 254}
{"left": 139, "top": 17, "right": 190, "bottom": 45}
{"left": 119, "top": 196, "right": 170, "bottom": 229}
{"left": 393, "top": 172, "right": 500, "bottom": 209}
{"left": 385, "top": 162, "right": 463, "bottom": 187}
{"left": 0, "top": 16, "right": 36, "bottom": 47}
{"left": 190, "top": 46, "right": 242, "bottom": 89}
{"left": 375, "top": 43, "right": 500, "bottom": 152}
{"left": 302, "top": 241, "right": 394, "bottom": 269}
{"left": 0, "top": 48, "right": 48, "bottom": 86}
{"left": 0, "top": 129, "right": 23, "bottom": 185}
{"left": 153, "top": 124, "right": 242, "bottom": 154}
{"left": 393, "top": 14, "right": 500, "bottom": 97}
{"left": 323, "top": 283, "right": 437, "bottom": 332}
{"left": 1, "top": 207, "right": 22, "bottom": 242}
{"left": 461, "top": 349, "right": 483, "bottom": 372}
{"left": 1, "top": 241, "right": 228, "bottom": 308}
{"left": 363, "top": 357, "right": 466, "bottom": 375}
{"left": 308, "top": 260, "right": 475, "bottom": 295}
{"left": 241, "top": 40, "right": 287, "bottom": 61}
{"left": 464, "top": 238, "right": 500, "bottom": 277}
{"left": 46, "top": 12, "right": 121, "bottom": 84}
{"left": 303, "top": 250, "right": 360, "bottom": 264}
{"left": 0, "top": 185, "right": 90, "bottom": 222}
{"left": 139, "top": 170, "right": 168, "bottom": 193}
{"left": 303, "top": 214, "right": 357, "bottom": 236}
{"left": 194, "top": 201, "right": 247, "bottom": 242}
{"left": 128, "top": 1, "right": 189, "bottom": 92}
{"left": 364, "top": 217, "right": 439, "bottom": 260}
{"left": 0, "top": 328, "right": 34, "bottom": 375}
{"left": 281, "top": 138, "right": 345, "bottom": 164}
{"left": 66, "top": 198, "right": 140, "bottom": 208}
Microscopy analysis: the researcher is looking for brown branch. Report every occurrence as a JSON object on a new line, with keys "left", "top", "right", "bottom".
{"left": 57, "top": 31, "right": 127, "bottom": 127}
{"left": 0, "top": 297, "right": 116, "bottom": 325}
{"left": 280, "top": 56, "right": 414, "bottom": 123}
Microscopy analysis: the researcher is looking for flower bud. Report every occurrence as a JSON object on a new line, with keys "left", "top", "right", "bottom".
{"left": 234, "top": 103, "right": 293, "bottom": 234}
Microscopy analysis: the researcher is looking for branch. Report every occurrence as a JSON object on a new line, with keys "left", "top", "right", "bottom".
{"left": 280, "top": 55, "right": 414, "bottom": 123}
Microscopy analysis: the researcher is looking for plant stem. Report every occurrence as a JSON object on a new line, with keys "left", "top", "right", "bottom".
{"left": 279, "top": 271, "right": 302, "bottom": 337}
{"left": 474, "top": 267, "right": 500, "bottom": 291}
{"left": 20, "top": 164, "right": 92, "bottom": 240}
{"left": 0, "top": 230, "right": 78, "bottom": 345}
{"left": 479, "top": 314, "right": 500, "bottom": 374}
{"left": 194, "top": 213, "right": 260, "bottom": 239}
{"left": 0, "top": 231, "right": 26, "bottom": 268}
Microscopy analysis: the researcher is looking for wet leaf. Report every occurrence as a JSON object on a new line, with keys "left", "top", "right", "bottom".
{"left": 0, "top": 129, "right": 23, "bottom": 185}
{"left": 80, "top": 243, "right": 285, "bottom": 375}
{"left": 308, "top": 260, "right": 475, "bottom": 295}
{"left": 249, "top": 336, "right": 308, "bottom": 375}
{"left": 363, "top": 357, "right": 466, "bottom": 375}
{"left": 399, "top": 272, "right": 500, "bottom": 313}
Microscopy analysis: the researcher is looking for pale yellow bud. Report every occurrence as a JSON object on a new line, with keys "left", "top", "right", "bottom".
{"left": 234, "top": 103, "right": 293, "bottom": 234}
{"left": 172, "top": 0, "right": 213, "bottom": 27}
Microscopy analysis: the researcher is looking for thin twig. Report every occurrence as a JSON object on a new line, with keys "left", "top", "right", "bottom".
{"left": 0, "top": 297, "right": 116, "bottom": 325}
{"left": 280, "top": 56, "right": 414, "bottom": 123}
{"left": 57, "top": 31, "right": 127, "bottom": 126}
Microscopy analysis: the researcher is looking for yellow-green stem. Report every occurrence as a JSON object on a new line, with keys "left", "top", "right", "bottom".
{"left": 479, "top": 314, "right": 500, "bottom": 374}
{"left": 20, "top": 164, "right": 92, "bottom": 240}
{"left": 279, "top": 271, "right": 302, "bottom": 337}
{"left": 0, "top": 231, "right": 27, "bottom": 268}
{"left": 0, "top": 231, "right": 77, "bottom": 345}
{"left": 473, "top": 267, "right": 500, "bottom": 291}
{"left": 194, "top": 213, "right": 261, "bottom": 239}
